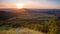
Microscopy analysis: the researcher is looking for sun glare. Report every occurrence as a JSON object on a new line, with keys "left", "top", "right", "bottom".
{"left": 17, "top": 3, "right": 23, "bottom": 9}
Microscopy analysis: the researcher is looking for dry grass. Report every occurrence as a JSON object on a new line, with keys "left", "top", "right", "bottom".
{"left": 0, "top": 28, "right": 45, "bottom": 34}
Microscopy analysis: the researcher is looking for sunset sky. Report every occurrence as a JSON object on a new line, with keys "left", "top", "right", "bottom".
{"left": 0, "top": 0, "right": 60, "bottom": 9}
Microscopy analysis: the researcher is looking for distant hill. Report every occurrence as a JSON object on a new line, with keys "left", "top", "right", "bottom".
{"left": 0, "top": 8, "right": 60, "bottom": 20}
{"left": 0, "top": 10, "right": 21, "bottom": 20}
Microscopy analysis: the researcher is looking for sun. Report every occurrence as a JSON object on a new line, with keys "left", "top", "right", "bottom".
{"left": 17, "top": 3, "right": 23, "bottom": 9}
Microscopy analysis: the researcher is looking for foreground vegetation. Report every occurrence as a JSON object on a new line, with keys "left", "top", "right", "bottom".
{"left": 0, "top": 17, "right": 60, "bottom": 34}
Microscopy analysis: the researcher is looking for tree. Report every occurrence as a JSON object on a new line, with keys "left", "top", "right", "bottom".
{"left": 46, "top": 18, "right": 58, "bottom": 34}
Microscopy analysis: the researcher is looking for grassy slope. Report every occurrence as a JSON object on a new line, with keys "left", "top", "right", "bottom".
{"left": 0, "top": 28, "right": 46, "bottom": 34}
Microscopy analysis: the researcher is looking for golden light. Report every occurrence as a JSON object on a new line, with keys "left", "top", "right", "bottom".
{"left": 17, "top": 3, "right": 23, "bottom": 9}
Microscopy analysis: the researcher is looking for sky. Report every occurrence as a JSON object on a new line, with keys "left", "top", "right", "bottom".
{"left": 0, "top": 0, "right": 60, "bottom": 9}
